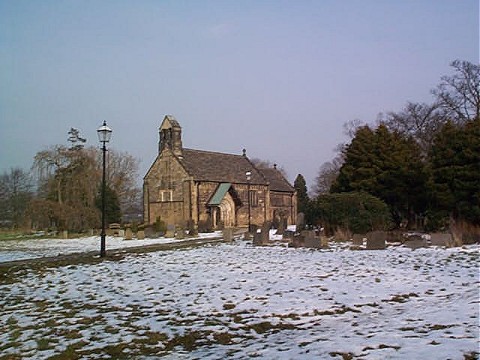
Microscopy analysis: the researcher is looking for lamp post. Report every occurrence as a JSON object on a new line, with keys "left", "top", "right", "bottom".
{"left": 97, "top": 121, "right": 112, "bottom": 258}
{"left": 245, "top": 171, "right": 251, "bottom": 233}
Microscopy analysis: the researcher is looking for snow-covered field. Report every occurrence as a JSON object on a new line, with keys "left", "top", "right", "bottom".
{"left": 0, "top": 239, "right": 478, "bottom": 359}
{"left": 0, "top": 232, "right": 222, "bottom": 263}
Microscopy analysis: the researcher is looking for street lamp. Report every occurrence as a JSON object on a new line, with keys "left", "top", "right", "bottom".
{"left": 97, "top": 121, "right": 112, "bottom": 257}
{"left": 245, "top": 171, "right": 251, "bottom": 233}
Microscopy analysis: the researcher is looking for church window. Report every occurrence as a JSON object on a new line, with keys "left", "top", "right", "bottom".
{"left": 249, "top": 190, "right": 259, "bottom": 207}
{"left": 160, "top": 190, "right": 173, "bottom": 202}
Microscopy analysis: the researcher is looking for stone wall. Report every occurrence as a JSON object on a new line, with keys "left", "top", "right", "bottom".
{"left": 269, "top": 191, "right": 297, "bottom": 225}
{"left": 144, "top": 149, "right": 192, "bottom": 226}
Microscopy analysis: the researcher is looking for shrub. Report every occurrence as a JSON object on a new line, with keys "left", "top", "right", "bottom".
{"left": 310, "top": 192, "right": 392, "bottom": 235}
{"left": 154, "top": 217, "right": 167, "bottom": 234}
{"left": 197, "top": 219, "right": 213, "bottom": 233}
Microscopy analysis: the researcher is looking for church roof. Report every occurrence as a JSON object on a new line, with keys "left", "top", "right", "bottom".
{"left": 162, "top": 115, "right": 181, "bottom": 128}
{"left": 258, "top": 167, "right": 296, "bottom": 193}
{"left": 180, "top": 148, "right": 268, "bottom": 185}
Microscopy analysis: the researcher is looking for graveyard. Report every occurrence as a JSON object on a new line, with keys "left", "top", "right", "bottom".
{"left": 0, "top": 230, "right": 478, "bottom": 359}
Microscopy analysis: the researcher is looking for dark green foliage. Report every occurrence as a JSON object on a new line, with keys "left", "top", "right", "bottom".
{"left": 95, "top": 185, "right": 121, "bottom": 225}
{"left": 294, "top": 174, "right": 309, "bottom": 215}
{"left": 332, "top": 124, "right": 428, "bottom": 228}
{"left": 154, "top": 217, "right": 167, "bottom": 234}
{"left": 428, "top": 118, "right": 480, "bottom": 226}
{"left": 310, "top": 192, "right": 392, "bottom": 235}
{"left": 322, "top": 61, "right": 479, "bottom": 231}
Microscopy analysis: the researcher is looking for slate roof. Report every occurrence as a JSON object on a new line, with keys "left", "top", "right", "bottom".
{"left": 163, "top": 115, "right": 181, "bottom": 128}
{"left": 180, "top": 148, "right": 268, "bottom": 185}
{"left": 208, "top": 183, "right": 232, "bottom": 205}
{"left": 258, "top": 167, "right": 295, "bottom": 193}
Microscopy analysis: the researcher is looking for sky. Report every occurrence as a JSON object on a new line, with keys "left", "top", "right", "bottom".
{"left": 0, "top": 0, "right": 478, "bottom": 190}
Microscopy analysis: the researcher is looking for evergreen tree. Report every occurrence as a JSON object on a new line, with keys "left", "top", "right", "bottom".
{"left": 294, "top": 174, "right": 309, "bottom": 215}
{"left": 428, "top": 118, "right": 480, "bottom": 226}
{"left": 95, "top": 185, "right": 122, "bottom": 225}
{"left": 332, "top": 124, "right": 428, "bottom": 228}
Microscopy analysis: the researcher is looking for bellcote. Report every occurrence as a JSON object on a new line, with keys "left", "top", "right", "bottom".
{"left": 159, "top": 115, "right": 183, "bottom": 158}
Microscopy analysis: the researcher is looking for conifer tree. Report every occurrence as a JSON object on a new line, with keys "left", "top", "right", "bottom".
{"left": 95, "top": 185, "right": 121, "bottom": 225}
{"left": 294, "top": 174, "right": 309, "bottom": 215}
{"left": 428, "top": 118, "right": 480, "bottom": 226}
{"left": 332, "top": 124, "right": 428, "bottom": 228}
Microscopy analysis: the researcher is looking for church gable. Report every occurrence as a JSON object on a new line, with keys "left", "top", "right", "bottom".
{"left": 258, "top": 167, "right": 295, "bottom": 193}
{"left": 144, "top": 148, "right": 190, "bottom": 203}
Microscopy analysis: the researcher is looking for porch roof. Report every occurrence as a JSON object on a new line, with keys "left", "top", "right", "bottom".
{"left": 208, "top": 183, "right": 232, "bottom": 206}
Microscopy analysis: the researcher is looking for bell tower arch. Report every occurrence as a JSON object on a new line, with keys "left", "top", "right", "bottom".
{"left": 159, "top": 115, "right": 183, "bottom": 158}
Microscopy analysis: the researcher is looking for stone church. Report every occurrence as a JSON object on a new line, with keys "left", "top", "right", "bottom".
{"left": 143, "top": 115, "right": 297, "bottom": 230}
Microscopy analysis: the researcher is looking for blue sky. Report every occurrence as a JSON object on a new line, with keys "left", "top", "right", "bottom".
{"left": 0, "top": 0, "right": 478, "bottom": 189}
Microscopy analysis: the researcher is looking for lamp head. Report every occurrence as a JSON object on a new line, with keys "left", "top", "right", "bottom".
{"left": 97, "top": 121, "right": 112, "bottom": 143}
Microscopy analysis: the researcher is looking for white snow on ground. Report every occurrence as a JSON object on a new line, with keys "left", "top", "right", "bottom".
{"left": 0, "top": 232, "right": 222, "bottom": 263}
{"left": 0, "top": 239, "right": 478, "bottom": 359}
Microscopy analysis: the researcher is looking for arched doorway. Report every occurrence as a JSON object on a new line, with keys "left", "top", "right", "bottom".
{"left": 218, "top": 194, "right": 236, "bottom": 228}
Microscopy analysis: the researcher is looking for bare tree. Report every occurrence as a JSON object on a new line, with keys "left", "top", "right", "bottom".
{"left": 343, "top": 119, "right": 365, "bottom": 139}
{"left": 0, "top": 168, "right": 33, "bottom": 228}
{"left": 104, "top": 149, "right": 141, "bottom": 215}
{"left": 380, "top": 102, "right": 445, "bottom": 156}
{"left": 313, "top": 155, "right": 344, "bottom": 196}
{"left": 32, "top": 145, "right": 72, "bottom": 203}
{"left": 432, "top": 60, "right": 480, "bottom": 122}
{"left": 250, "top": 158, "right": 288, "bottom": 178}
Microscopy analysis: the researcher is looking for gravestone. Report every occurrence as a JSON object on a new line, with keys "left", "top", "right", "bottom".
{"left": 144, "top": 226, "right": 155, "bottom": 238}
{"left": 253, "top": 223, "right": 270, "bottom": 246}
{"left": 296, "top": 212, "right": 305, "bottom": 232}
{"left": 124, "top": 227, "right": 133, "bottom": 240}
{"left": 276, "top": 217, "right": 286, "bottom": 235}
{"left": 109, "top": 223, "right": 121, "bottom": 236}
{"left": 261, "top": 221, "right": 272, "bottom": 243}
{"left": 320, "top": 236, "right": 329, "bottom": 248}
{"left": 430, "top": 233, "right": 452, "bottom": 246}
{"left": 352, "top": 234, "right": 365, "bottom": 246}
{"left": 223, "top": 228, "right": 233, "bottom": 242}
{"left": 386, "top": 231, "right": 403, "bottom": 243}
{"left": 165, "top": 224, "right": 175, "bottom": 238}
{"left": 137, "top": 230, "right": 145, "bottom": 240}
{"left": 404, "top": 234, "right": 427, "bottom": 250}
{"left": 253, "top": 232, "right": 263, "bottom": 246}
{"left": 304, "top": 235, "right": 321, "bottom": 248}
{"left": 118, "top": 229, "right": 125, "bottom": 238}
{"left": 301, "top": 230, "right": 315, "bottom": 239}
{"left": 283, "top": 230, "right": 295, "bottom": 241}
{"left": 175, "top": 229, "right": 185, "bottom": 240}
{"left": 290, "top": 234, "right": 305, "bottom": 248}
{"left": 366, "top": 231, "right": 386, "bottom": 250}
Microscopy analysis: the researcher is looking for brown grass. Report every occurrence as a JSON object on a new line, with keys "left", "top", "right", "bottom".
{"left": 449, "top": 219, "right": 480, "bottom": 247}
{"left": 333, "top": 228, "right": 352, "bottom": 242}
